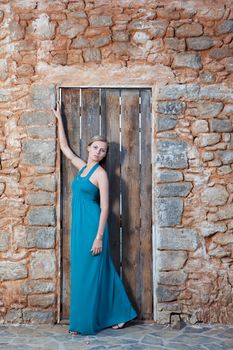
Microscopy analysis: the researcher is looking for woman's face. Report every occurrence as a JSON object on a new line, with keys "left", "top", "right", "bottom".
{"left": 87, "top": 141, "right": 108, "bottom": 162}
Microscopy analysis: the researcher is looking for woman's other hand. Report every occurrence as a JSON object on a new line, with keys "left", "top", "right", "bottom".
{"left": 51, "top": 101, "right": 62, "bottom": 120}
{"left": 91, "top": 238, "right": 102, "bottom": 255}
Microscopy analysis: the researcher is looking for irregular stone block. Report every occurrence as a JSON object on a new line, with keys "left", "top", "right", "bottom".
{"left": 211, "top": 119, "right": 233, "bottom": 133}
{"left": 158, "top": 198, "right": 183, "bottom": 226}
{"left": 158, "top": 228, "right": 199, "bottom": 251}
{"left": 22, "top": 309, "right": 53, "bottom": 323}
{"left": 19, "top": 111, "right": 55, "bottom": 125}
{"left": 129, "top": 20, "right": 168, "bottom": 38}
{"left": 26, "top": 192, "right": 55, "bottom": 205}
{"left": 164, "top": 38, "right": 185, "bottom": 51}
{"left": 186, "top": 36, "right": 213, "bottom": 50}
{"left": 83, "top": 48, "right": 101, "bottom": 62}
{"left": 0, "top": 261, "right": 27, "bottom": 281}
{"left": 176, "top": 23, "right": 203, "bottom": 37}
{"left": 28, "top": 294, "right": 55, "bottom": 308}
{"left": 0, "top": 232, "right": 9, "bottom": 251}
{"left": 173, "top": 53, "right": 202, "bottom": 69}
{"left": 216, "top": 204, "right": 233, "bottom": 220}
{"left": 71, "top": 37, "right": 89, "bottom": 49}
{"left": 89, "top": 15, "right": 112, "bottom": 27}
{"left": 27, "top": 126, "right": 56, "bottom": 138}
{"left": 27, "top": 207, "right": 55, "bottom": 226}
{"left": 22, "top": 140, "right": 56, "bottom": 166}
{"left": 30, "top": 251, "right": 56, "bottom": 279}
{"left": 197, "top": 101, "right": 223, "bottom": 117}
{"left": 112, "top": 31, "right": 129, "bottom": 42}
{"left": 156, "top": 138, "right": 188, "bottom": 169}
{"left": 156, "top": 286, "right": 180, "bottom": 302}
{"left": 158, "top": 182, "right": 192, "bottom": 197}
{"left": 191, "top": 120, "right": 209, "bottom": 136}
{"left": 93, "top": 35, "right": 111, "bottom": 47}
{"left": 20, "top": 280, "right": 55, "bottom": 294}
{"left": 157, "top": 101, "right": 186, "bottom": 114}
{"left": 200, "top": 221, "right": 227, "bottom": 237}
{"left": 201, "top": 185, "right": 229, "bottom": 206}
{"left": 59, "top": 19, "right": 87, "bottom": 38}
{"left": 199, "top": 85, "right": 233, "bottom": 103}
{"left": 196, "top": 133, "right": 221, "bottom": 147}
{"left": 157, "top": 115, "right": 177, "bottom": 131}
{"left": 198, "top": 7, "right": 224, "bottom": 20}
{"left": 158, "top": 84, "right": 200, "bottom": 101}
{"left": 158, "top": 250, "right": 187, "bottom": 271}
{"left": 217, "top": 165, "right": 232, "bottom": 175}
{"left": 217, "top": 150, "right": 233, "bottom": 164}
{"left": 209, "top": 47, "right": 232, "bottom": 60}
{"left": 33, "top": 175, "right": 56, "bottom": 192}
{"left": 216, "top": 20, "right": 233, "bottom": 34}
{"left": 30, "top": 14, "right": 55, "bottom": 39}
{"left": 5, "top": 309, "right": 22, "bottom": 323}
{"left": 31, "top": 84, "right": 55, "bottom": 110}
{"left": 202, "top": 152, "right": 214, "bottom": 162}
{"left": 159, "top": 271, "right": 187, "bottom": 285}
{"left": 14, "top": 226, "right": 56, "bottom": 249}
{"left": 157, "top": 171, "right": 183, "bottom": 183}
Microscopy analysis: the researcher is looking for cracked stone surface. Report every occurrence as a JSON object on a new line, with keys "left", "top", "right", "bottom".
{"left": 0, "top": 323, "right": 233, "bottom": 350}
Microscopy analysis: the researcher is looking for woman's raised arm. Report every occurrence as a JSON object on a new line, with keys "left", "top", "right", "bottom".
{"left": 52, "top": 101, "right": 86, "bottom": 170}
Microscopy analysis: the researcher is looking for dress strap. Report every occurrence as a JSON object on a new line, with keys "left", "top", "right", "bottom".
{"left": 78, "top": 165, "right": 87, "bottom": 176}
{"left": 86, "top": 163, "right": 99, "bottom": 179}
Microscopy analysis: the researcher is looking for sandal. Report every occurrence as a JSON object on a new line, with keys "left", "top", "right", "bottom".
{"left": 112, "top": 322, "right": 127, "bottom": 329}
{"left": 68, "top": 330, "right": 80, "bottom": 335}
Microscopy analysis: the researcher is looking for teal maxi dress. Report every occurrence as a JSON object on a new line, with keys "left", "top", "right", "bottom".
{"left": 69, "top": 163, "right": 137, "bottom": 335}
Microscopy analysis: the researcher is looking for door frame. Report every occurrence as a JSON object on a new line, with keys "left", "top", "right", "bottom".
{"left": 55, "top": 85, "right": 157, "bottom": 323}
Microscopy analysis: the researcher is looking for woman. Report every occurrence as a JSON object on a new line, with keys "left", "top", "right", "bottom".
{"left": 52, "top": 102, "right": 137, "bottom": 335}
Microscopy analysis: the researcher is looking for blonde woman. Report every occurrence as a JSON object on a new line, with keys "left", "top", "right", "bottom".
{"left": 52, "top": 102, "right": 137, "bottom": 335}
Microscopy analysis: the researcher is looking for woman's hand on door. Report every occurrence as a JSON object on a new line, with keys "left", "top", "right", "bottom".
{"left": 51, "top": 101, "right": 62, "bottom": 121}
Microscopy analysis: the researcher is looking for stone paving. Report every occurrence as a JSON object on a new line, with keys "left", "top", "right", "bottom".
{"left": 0, "top": 322, "right": 233, "bottom": 350}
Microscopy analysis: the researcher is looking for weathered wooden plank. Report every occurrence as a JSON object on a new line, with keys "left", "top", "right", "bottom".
{"left": 61, "top": 88, "right": 80, "bottom": 319}
{"left": 121, "top": 89, "right": 140, "bottom": 313}
{"left": 81, "top": 89, "right": 100, "bottom": 160}
{"left": 101, "top": 89, "right": 121, "bottom": 273}
{"left": 140, "top": 89, "right": 153, "bottom": 319}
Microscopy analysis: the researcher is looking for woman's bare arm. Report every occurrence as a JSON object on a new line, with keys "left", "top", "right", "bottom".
{"left": 52, "top": 102, "right": 86, "bottom": 170}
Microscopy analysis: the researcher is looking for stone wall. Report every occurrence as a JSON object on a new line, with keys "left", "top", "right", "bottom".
{"left": 0, "top": 0, "right": 233, "bottom": 324}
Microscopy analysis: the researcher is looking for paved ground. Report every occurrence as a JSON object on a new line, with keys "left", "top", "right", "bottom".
{"left": 0, "top": 322, "right": 233, "bottom": 350}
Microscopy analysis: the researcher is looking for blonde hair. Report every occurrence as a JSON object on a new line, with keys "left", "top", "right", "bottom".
{"left": 87, "top": 135, "right": 109, "bottom": 166}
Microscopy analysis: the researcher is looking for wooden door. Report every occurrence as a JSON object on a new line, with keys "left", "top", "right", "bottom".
{"left": 60, "top": 88, "right": 152, "bottom": 321}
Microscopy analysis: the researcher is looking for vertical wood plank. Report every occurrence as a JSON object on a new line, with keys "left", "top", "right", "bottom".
{"left": 61, "top": 88, "right": 80, "bottom": 319}
{"left": 121, "top": 89, "right": 140, "bottom": 312}
{"left": 140, "top": 89, "right": 153, "bottom": 319}
{"left": 81, "top": 89, "right": 100, "bottom": 159}
{"left": 101, "top": 89, "right": 121, "bottom": 273}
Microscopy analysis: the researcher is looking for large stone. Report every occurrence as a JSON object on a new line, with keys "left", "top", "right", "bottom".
{"left": 158, "top": 250, "right": 187, "bottom": 271}
{"left": 89, "top": 15, "right": 112, "bottom": 27}
{"left": 156, "top": 286, "right": 180, "bottom": 302}
{"left": 200, "top": 221, "right": 227, "bottom": 237}
{"left": 157, "top": 115, "right": 177, "bottom": 131}
{"left": 129, "top": 20, "right": 168, "bottom": 38}
{"left": 216, "top": 20, "right": 233, "bottom": 34}
{"left": 173, "top": 53, "right": 202, "bottom": 69}
{"left": 197, "top": 101, "right": 223, "bottom": 117}
{"left": 27, "top": 126, "right": 56, "bottom": 138}
{"left": 158, "top": 228, "right": 199, "bottom": 251}
{"left": 33, "top": 175, "right": 56, "bottom": 192}
{"left": 158, "top": 84, "right": 200, "bottom": 101}
{"left": 157, "top": 198, "right": 183, "bottom": 226}
{"left": 198, "top": 7, "right": 225, "bottom": 20}
{"left": 164, "top": 38, "right": 185, "bottom": 51}
{"left": 93, "top": 35, "right": 111, "bottom": 47}
{"left": 22, "top": 309, "right": 53, "bottom": 323}
{"left": 211, "top": 119, "right": 233, "bottom": 133}
{"left": 0, "top": 232, "right": 9, "bottom": 251}
{"left": 156, "top": 138, "right": 188, "bottom": 169}
{"left": 9, "top": 19, "right": 25, "bottom": 40}
{"left": 159, "top": 271, "right": 187, "bottom": 285}
{"left": 209, "top": 48, "right": 232, "bottom": 60}
{"left": 83, "top": 48, "right": 101, "bottom": 62}
{"left": 191, "top": 120, "right": 209, "bottom": 136}
{"left": 176, "top": 23, "right": 203, "bottom": 37}
{"left": 31, "top": 84, "right": 55, "bottom": 109}
{"left": 27, "top": 207, "right": 55, "bottom": 226}
{"left": 0, "top": 261, "right": 27, "bottom": 281}
{"left": 30, "top": 251, "right": 56, "bottom": 279}
{"left": 5, "top": 309, "right": 22, "bottom": 323}
{"left": 217, "top": 151, "right": 233, "bottom": 164}
{"left": 30, "top": 14, "right": 55, "bottom": 39}
{"left": 28, "top": 294, "right": 55, "bottom": 308}
{"left": 59, "top": 19, "right": 87, "bottom": 38}
{"left": 199, "top": 85, "right": 233, "bottom": 103}
{"left": 216, "top": 204, "right": 233, "bottom": 220}
{"left": 14, "top": 226, "right": 56, "bottom": 249}
{"left": 19, "top": 111, "right": 55, "bottom": 126}
{"left": 196, "top": 133, "right": 221, "bottom": 147}
{"left": 158, "top": 182, "right": 192, "bottom": 197}
{"left": 22, "top": 140, "right": 56, "bottom": 166}
{"left": 157, "top": 101, "right": 185, "bottom": 114}
{"left": 157, "top": 171, "right": 183, "bottom": 183}
{"left": 26, "top": 192, "right": 55, "bottom": 205}
{"left": 71, "top": 37, "right": 89, "bottom": 49}
{"left": 21, "top": 280, "right": 55, "bottom": 294}
{"left": 186, "top": 37, "right": 213, "bottom": 51}
{"left": 132, "top": 31, "right": 150, "bottom": 44}
{"left": 201, "top": 185, "right": 229, "bottom": 206}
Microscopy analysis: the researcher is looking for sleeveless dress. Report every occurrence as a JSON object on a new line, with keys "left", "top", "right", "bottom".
{"left": 69, "top": 163, "right": 137, "bottom": 335}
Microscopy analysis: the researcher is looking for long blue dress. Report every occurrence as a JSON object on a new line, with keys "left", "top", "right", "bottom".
{"left": 69, "top": 163, "right": 137, "bottom": 335}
